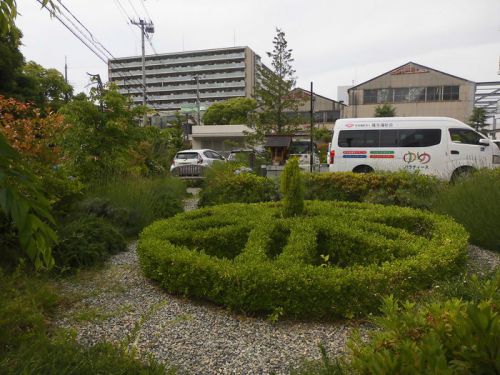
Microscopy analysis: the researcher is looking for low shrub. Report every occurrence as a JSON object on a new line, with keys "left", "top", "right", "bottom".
{"left": 304, "top": 171, "right": 444, "bottom": 209}
{"left": 433, "top": 168, "right": 500, "bottom": 251}
{"left": 138, "top": 201, "right": 467, "bottom": 319}
{"left": 198, "top": 163, "right": 278, "bottom": 207}
{"left": 82, "top": 176, "right": 185, "bottom": 237}
{"left": 53, "top": 216, "right": 126, "bottom": 272}
{"left": 348, "top": 288, "right": 499, "bottom": 374}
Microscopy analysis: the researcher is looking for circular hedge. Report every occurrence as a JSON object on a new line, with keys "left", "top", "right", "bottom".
{"left": 137, "top": 201, "right": 468, "bottom": 319}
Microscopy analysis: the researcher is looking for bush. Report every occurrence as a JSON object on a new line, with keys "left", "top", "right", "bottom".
{"left": 348, "top": 289, "right": 499, "bottom": 374}
{"left": 138, "top": 201, "right": 467, "bottom": 319}
{"left": 198, "top": 163, "right": 278, "bottom": 207}
{"left": 53, "top": 216, "right": 126, "bottom": 272}
{"left": 304, "top": 171, "right": 444, "bottom": 209}
{"left": 82, "top": 176, "right": 185, "bottom": 237}
{"left": 433, "top": 168, "right": 500, "bottom": 251}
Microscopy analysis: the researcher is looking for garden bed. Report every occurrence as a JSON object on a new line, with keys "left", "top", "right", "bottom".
{"left": 138, "top": 201, "right": 468, "bottom": 319}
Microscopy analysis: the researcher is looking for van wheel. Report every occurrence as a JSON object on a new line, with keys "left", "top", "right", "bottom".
{"left": 353, "top": 165, "right": 374, "bottom": 174}
{"left": 450, "top": 166, "right": 475, "bottom": 182}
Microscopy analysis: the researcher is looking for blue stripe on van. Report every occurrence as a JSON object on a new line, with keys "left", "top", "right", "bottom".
{"left": 343, "top": 155, "right": 367, "bottom": 158}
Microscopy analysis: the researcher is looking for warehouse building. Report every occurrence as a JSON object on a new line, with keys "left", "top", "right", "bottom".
{"left": 108, "top": 46, "right": 264, "bottom": 115}
{"left": 346, "top": 62, "right": 476, "bottom": 122}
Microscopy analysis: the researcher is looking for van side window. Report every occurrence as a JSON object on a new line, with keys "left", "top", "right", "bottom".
{"left": 338, "top": 129, "right": 441, "bottom": 148}
{"left": 399, "top": 129, "right": 441, "bottom": 147}
{"left": 449, "top": 128, "right": 483, "bottom": 145}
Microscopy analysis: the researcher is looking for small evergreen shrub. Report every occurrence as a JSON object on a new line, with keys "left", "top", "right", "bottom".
{"left": 304, "top": 171, "right": 444, "bottom": 209}
{"left": 138, "top": 201, "right": 467, "bottom": 319}
{"left": 53, "top": 216, "right": 126, "bottom": 272}
{"left": 281, "top": 158, "right": 304, "bottom": 217}
{"left": 198, "top": 163, "right": 278, "bottom": 207}
{"left": 433, "top": 168, "right": 500, "bottom": 251}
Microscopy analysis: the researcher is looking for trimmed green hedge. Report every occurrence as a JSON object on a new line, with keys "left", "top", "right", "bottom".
{"left": 304, "top": 171, "right": 444, "bottom": 209}
{"left": 138, "top": 201, "right": 467, "bottom": 319}
{"left": 198, "top": 164, "right": 278, "bottom": 207}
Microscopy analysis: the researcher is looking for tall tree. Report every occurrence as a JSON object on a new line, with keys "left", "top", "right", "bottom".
{"left": 22, "top": 61, "right": 73, "bottom": 111}
{"left": 468, "top": 107, "right": 488, "bottom": 135}
{"left": 254, "top": 28, "right": 299, "bottom": 135}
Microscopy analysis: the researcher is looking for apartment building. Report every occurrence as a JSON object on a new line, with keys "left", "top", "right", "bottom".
{"left": 108, "top": 46, "right": 263, "bottom": 115}
{"left": 346, "top": 62, "right": 476, "bottom": 122}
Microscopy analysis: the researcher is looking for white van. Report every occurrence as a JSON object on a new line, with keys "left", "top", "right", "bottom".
{"left": 328, "top": 117, "right": 500, "bottom": 180}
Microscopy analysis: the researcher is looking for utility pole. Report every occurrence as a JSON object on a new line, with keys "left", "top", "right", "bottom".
{"left": 64, "top": 56, "right": 68, "bottom": 83}
{"left": 131, "top": 18, "right": 154, "bottom": 126}
{"left": 193, "top": 74, "right": 202, "bottom": 125}
{"left": 310, "top": 81, "right": 315, "bottom": 173}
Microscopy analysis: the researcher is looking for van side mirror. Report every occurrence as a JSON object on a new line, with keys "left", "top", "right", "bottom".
{"left": 479, "top": 138, "right": 490, "bottom": 146}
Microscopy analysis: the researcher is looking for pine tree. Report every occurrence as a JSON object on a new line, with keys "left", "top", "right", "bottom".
{"left": 254, "top": 28, "right": 300, "bottom": 136}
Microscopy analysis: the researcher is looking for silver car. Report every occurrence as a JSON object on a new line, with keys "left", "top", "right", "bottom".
{"left": 170, "top": 149, "right": 225, "bottom": 171}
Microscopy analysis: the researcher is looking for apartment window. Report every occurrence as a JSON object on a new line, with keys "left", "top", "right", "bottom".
{"left": 377, "top": 89, "right": 392, "bottom": 103}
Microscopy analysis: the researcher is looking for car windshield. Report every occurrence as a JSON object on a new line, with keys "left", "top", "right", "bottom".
{"left": 495, "top": 142, "right": 500, "bottom": 151}
{"left": 176, "top": 152, "right": 198, "bottom": 160}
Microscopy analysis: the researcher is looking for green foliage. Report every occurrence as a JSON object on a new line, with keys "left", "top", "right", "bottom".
{"left": 348, "top": 288, "right": 499, "bottom": 374}
{"left": 468, "top": 106, "right": 488, "bottom": 134}
{"left": 203, "top": 97, "right": 257, "bottom": 125}
{"left": 313, "top": 127, "right": 332, "bottom": 143}
{"left": 138, "top": 201, "right": 467, "bottom": 319}
{"left": 0, "top": 270, "right": 168, "bottom": 374}
{"left": 433, "top": 169, "right": 500, "bottom": 251}
{"left": 0, "top": 132, "right": 57, "bottom": 270}
{"left": 59, "top": 84, "right": 146, "bottom": 181}
{"left": 304, "top": 171, "right": 444, "bottom": 209}
{"left": 53, "top": 216, "right": 125, "bottom": 272}
{"left": 84, "top": 176, "right": 185, "bottom": 237}
{"left": 253, "top": 28, "right": 301, "bottom": 137}
{"left": 374, "top": 103, "right": 396, "bottom": 117}
{"left": 281, "top": 158, "right": 304, "bottom": 217}
{"left": 198, "top": 163, "right": 278, "bottom": 207}
{"left": 0, "top": 25, "right": 24, "bottom": 96}
{"left": 21, "top": 61, "right": 73, "bottom": 112}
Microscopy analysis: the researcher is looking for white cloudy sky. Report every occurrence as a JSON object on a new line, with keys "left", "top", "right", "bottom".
{"left": 16, "top": 0, "right": 500, "bottom": 100}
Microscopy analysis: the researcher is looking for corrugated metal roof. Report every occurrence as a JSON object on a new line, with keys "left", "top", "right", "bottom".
{"left": 264, "top": 135, "right": 292, "bottom": 147}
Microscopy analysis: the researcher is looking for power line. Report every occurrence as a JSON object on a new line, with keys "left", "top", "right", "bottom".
{"left": 38, "top": 0, "right": 147, "bottom": 90}
{"left": 126, "top": 0, "right": 142, "bottom": 20}
{"left": 139, "top": 0, "right": 153, "bottom": 22}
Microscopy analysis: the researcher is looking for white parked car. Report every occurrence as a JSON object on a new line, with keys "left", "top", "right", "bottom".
{"left": 170, "top": 149, "right": 225, "bottom": 171}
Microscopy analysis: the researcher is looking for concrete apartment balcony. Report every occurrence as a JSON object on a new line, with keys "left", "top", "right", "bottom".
{"left": 110, "top": 52, "right": 245, "bottom": 69}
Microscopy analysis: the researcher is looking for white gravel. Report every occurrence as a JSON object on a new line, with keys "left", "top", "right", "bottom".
{"left": 53, "top": 190, "right": 500, "bottom": 374}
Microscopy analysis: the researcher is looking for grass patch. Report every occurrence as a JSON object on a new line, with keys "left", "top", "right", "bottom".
{"left": 433, "top": 169, "right": 500, "bottom": 251}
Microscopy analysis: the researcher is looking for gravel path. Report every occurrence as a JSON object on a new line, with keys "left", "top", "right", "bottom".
{"left": 53, "top": 190, "right": 500, "bottom": 374}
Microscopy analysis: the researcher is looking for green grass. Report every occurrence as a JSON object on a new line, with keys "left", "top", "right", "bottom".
{"left": 433, "top": 169, "right": 500, "bottom": 251}
{"left": 84, "top": 176, "right": 186, "bottom": 237}
{"left": 0, "top": 269, "right": 172, "bottom": 374}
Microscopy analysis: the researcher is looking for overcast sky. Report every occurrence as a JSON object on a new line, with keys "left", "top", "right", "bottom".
{"left": 16, "top": 0, "right": 500, "bottom": 100}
